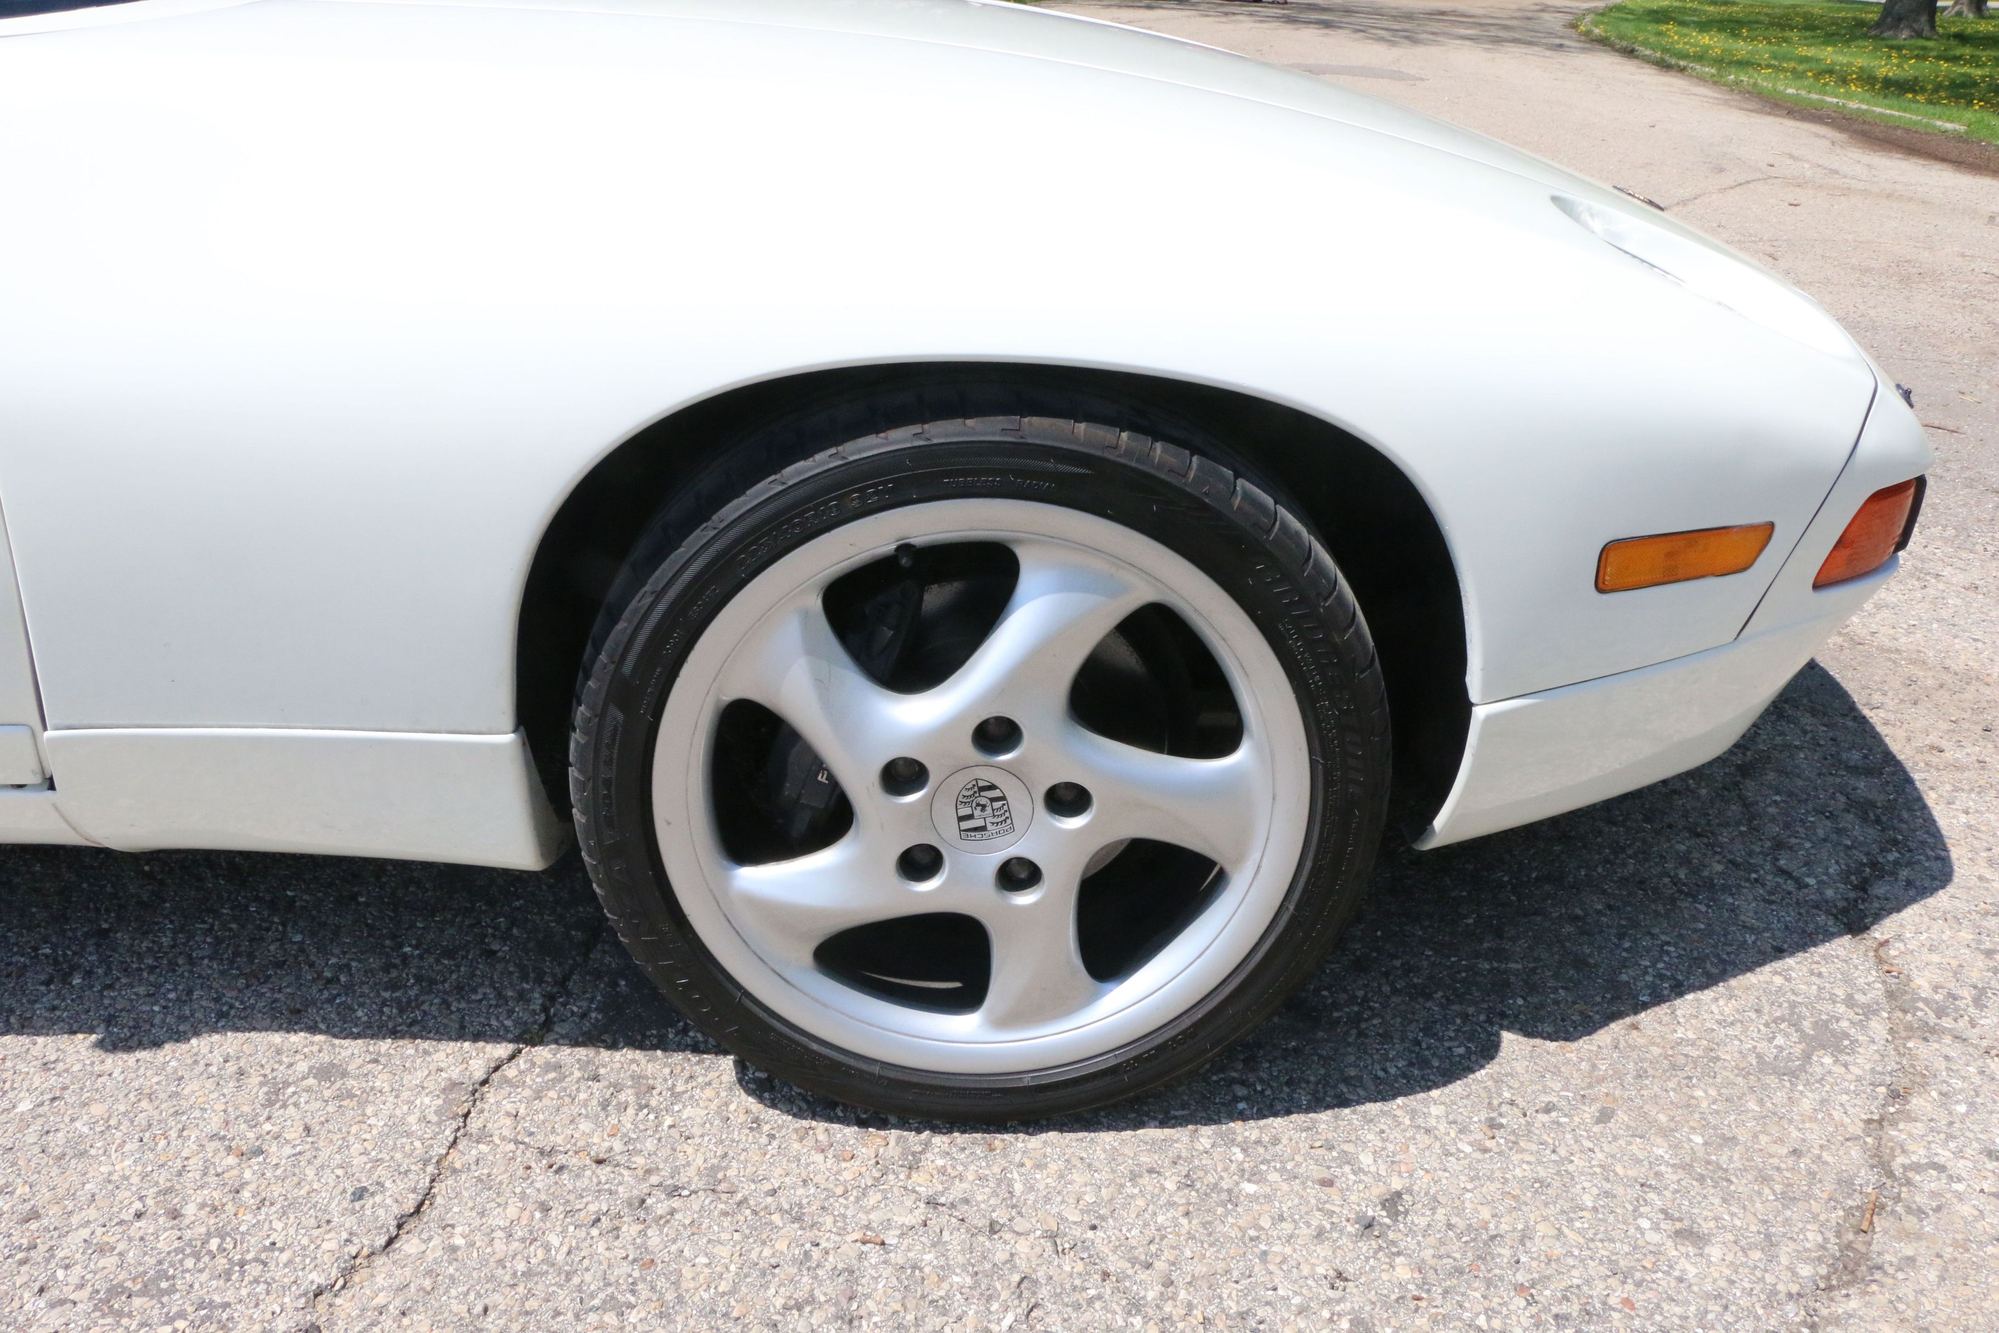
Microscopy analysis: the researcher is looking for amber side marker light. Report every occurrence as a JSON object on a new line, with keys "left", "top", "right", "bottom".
{"left": 1814, "top": 478, "right": 1924, "bottom": 589}
{"left": 1596, "top": 522, "right": 1775, "bottom": 594}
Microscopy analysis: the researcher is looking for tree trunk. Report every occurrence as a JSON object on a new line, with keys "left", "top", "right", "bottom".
{"left": 1870, "top": 0, "right": 1938, "bottom": 36}
{"left": 1941, "top": 0, "right": 1987, "bottom": 17}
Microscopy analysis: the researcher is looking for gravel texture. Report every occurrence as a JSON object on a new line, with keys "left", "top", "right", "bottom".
{"left": 3, "top": 1, "right": 1995, "bottom": 1328}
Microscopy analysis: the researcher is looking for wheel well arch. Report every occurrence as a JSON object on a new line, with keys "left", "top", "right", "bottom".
{"left": 517, "top": 363, "right": 1470, "bottom": 832}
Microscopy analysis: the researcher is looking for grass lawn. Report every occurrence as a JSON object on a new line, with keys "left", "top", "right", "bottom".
{"left": 1581, "top": 0, "right": 1999, "bottom": 146}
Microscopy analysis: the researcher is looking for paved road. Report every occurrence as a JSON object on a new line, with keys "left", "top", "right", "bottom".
{"left": 4, "top": 2, "right": 1995, "bottom": 1328}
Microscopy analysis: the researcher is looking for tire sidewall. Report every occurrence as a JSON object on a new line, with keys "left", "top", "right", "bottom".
{"left": 577, "top": 426, "right": 1387, "bottom": 1119}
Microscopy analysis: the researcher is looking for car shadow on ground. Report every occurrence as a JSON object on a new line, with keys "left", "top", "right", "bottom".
{"left": 737, "top": 660, "right": 1953, "bottom": 1128}
{"left": 0, "top": 662, "right": 1951, "bottom": 1130}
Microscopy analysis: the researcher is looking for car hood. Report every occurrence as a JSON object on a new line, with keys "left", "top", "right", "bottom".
{"left": 313, "top": 0, "right": 1850, "bottom": 342}
{"left": 323, "top": 0, "right": 1611, "bottom": 196}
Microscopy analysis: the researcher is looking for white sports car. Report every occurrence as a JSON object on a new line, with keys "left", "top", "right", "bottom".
{"left": 0, "top": 0, "right": 1929, "bottom": 1118}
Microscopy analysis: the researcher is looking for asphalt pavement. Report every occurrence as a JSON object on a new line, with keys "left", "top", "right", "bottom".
{"left": 3, "top": 0, "right": 1994, "bottom": 1327}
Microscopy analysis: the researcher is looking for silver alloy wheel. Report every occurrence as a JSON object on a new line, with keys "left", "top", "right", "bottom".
{"left": 651, "top": 498, "right": 1310, "bottom": 1075}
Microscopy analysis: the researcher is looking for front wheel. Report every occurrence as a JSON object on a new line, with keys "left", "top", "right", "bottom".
{"left": 571, "top": 403, "right": 1390, "bottom": 1120}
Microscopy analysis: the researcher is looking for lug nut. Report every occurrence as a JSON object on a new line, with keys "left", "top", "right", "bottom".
{"left": 881, "top": 756, "right": 928, "bottom": 798}
{"left": 996, "top": 857, "right": 1042, "bottom": 893}
{"left": 897, "top": 844, "right": 944, "bottom": 883}
{"left": 1045, "top": 782, "right": 1092, "bottom": 819}
{"left": 973, "top": 716, "right": 1023, "bottom": 757}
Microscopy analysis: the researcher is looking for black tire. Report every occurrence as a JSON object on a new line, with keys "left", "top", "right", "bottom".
{"left": 570, "top": 391, "right": 1391, "bottom": 1121}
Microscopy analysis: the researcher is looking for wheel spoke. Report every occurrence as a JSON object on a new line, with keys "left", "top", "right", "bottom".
{"left": 652, "top": 495, "right": 1318, "bottom": 1076}
{"left": 978, "top": 892, "right": 1104, "bottom": 1032}
{"left": 1061, "top": 725, "right": 1264, "bottom": 868}
{"left": 723, "top": 838, "right": 908, "bottom": 968}
{"left": 931, "top": 541, "right": 1152, "bottom": 723}
{"left": 724, "top": 597, "right": 909, "bottom": 791}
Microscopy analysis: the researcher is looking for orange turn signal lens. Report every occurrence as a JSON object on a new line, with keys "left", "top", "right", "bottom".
{"left": 1814, "top": 479, "right": 1922, "bottom": 589}
{"left": 1596, "top": 522, "right": 1775, "bottom": 593}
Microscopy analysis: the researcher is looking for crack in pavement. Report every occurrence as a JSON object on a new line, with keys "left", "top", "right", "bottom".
{"left": 1666, "top": 172, "right": 1791, "bottom": 212}
{"left": 298, "top": 923, "right": 608, "bottom": 1325}
{"left": 1803, "top": 927, "right": 1919, "bottom": 1327}
{"left": 1742, "top": 822, "right": 1937, "bottom": 1327}
{"left": 1800, "top": 822, "right": 1936, "bottom": 1329}
{"left": 1806, "top": 924, "right": 1999, "bottom": 1324}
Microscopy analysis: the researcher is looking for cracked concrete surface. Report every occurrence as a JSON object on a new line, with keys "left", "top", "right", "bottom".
{"left": 306, "top": 924, "right": 607, "bottom": 1315}
{"left": 2, "top": 0, "right": 1995, "bottom": 1327}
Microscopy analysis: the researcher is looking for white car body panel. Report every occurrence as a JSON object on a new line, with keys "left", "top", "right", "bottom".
{"left": 1740, "top": 369, "right": 1929, "bottom": 642}
{"left": 1422, "top": 357, "right": 1930, "bottom": 846}
{"left": 0, "top": 0, "right": 1928, "bottom": 866}
{"left": 0, "top": 508, "right": 48, "bottom": 787}
{"left": 1419, "top": 613, "right": 1848, "bottom": 849}
{"left": 42, "top": 728, "right": 564, "bottom": 867}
